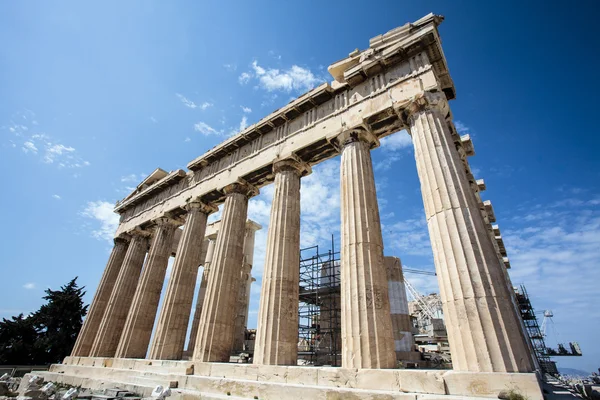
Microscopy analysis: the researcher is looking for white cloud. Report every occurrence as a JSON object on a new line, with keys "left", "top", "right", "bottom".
{"left": 184, "top": 137, "right": 191, "bottom": 142}
{"left": 52, "top": 194, "right": 61, "bottom": 200}
{"left": 374, "top": 131, "right": 413, "bottom": 170}
{"left": 176, "top": 94, "right": 212, "bottom": 110}
{"left": 23, "top": 283, "right": 36, "bottom": 290}
{"left": 380, "top": 131, "right": 412, "bottom": 151}
{"left": 22, "top": 141, "right": 37, "bottom": 153}
{"left": 454, "top": 120, "right": 470, "bottom": 135}
{"left": 238, "top": 72, "right": 251, "bottom": 85}
{"left": 223, "top": 63, "right": 237, "bottom": 72}
{"left": 121, "top": 174, "right": 144, "bottom": 183}
{"left": 227, "top": 116, "right": 249, "bottom": 137}
{"left": 44, "top": 144, "right": 75, "bottom": 163}
{"left": 241, "top": 106, "right": 252, "bottom": 113}
{"left": 150, "top": 116, "right": 157, "bottom": 123}
{"left": 6, "top": 116, "right": 89, "bottom": 169}
{"left": 194, "top": 122, "right": 222, "bottom": 136}
{"left": 81, "top": 200, "right": 120, "bottom": 243}
{"left": 248, "top": 60, "right": 323, "bottom": 92}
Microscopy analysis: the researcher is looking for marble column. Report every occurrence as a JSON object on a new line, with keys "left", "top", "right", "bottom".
{"left": 232, "top": 221, "right": 261, "bottom": 353}
{"left": 90, "top": 229, "right": 150, "bottom": 357}
{"left": 149, "top": 201, "right": 215, "bottom": 360}
{"left": 254, "top": 159, "right": 309, "bottom": 365}
{"left": 384, "top": 256, "right": 413, "bottom": 357}
{"left": 115, "top": 217, "right": 180, "bottom": 359}
{"left": 339, "top": 132, "right": 396, "bottom": 369}
{"left": 71, "top": 235, "right": 130, "bottom": 357}
{"left": 186, "top": 236, "right": 216, "bottom": 355}
{"left": 193, "top": 181, "right": 257, "bottom": 362}
{"left": 406, "top": 91, "right": 533, "bottom": 372}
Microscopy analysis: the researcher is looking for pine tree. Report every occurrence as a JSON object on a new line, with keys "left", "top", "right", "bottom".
{"left": 34, "top": 278, "right": 88, "bottom": 364}
{"left": 0, "top": 277, "right": 88, "bottom": 365}
{"left": 0, "top": 314, "right": 38, "bottom": 364}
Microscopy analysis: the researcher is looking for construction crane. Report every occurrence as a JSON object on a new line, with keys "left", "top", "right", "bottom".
{"left": 402, "top": 268, "right": 442, "bottom": 332}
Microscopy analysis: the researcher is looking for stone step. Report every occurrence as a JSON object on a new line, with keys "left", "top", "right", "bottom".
{"left": 25, "top": 368, "right": 498, "bottom": 400}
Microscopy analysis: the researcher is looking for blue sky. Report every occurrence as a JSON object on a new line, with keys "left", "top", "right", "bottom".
{"left": 1, "top": 1, "right": 598, "bottom": 373}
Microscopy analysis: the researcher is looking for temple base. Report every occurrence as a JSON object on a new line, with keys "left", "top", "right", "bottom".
{"left": 23, "top": 357, "right": 543, "bottom": 400}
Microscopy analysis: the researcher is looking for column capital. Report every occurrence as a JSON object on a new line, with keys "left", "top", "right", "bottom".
{"left": 152, "top": 216, "right": 184, "bottom": 229}
{"left": 185, "top": 200, "right": 218, "bottom": 215}
{"left": 403, "top": 91, "right": 449, "bottom": 123}
{"left": 336, "top": 128, "right": 379, "bottom": 149}
{"left": 222, "top": 179, "right": 259, "bottom": 198}
{"left": 273, "top": 156, "right": 311, "bottom": 177}
{"left": 128, "top": 227, "right": 152, "bottom": 239}
{"left": 113, "top": 234, "right": 131, "bottom": 246}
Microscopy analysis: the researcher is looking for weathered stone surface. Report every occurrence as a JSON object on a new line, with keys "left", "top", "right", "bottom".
{"left": 442, "top": 371, "right": 542, "bottom": 400}
{"left": 90, "top": 230, "right": 149, "bottom": 357}
{"left": 385, "top": 256, "right": 414, "bottom": 356}
{"left": 232, "top": 221, "right": 261, "bottom": 353}
{"left": 149, "top": 202, "right": 214, "bottom": 360}
{"left": 71, "top": 237, "right": 129, "bottom": 357}
{"left": 254, "top": 158, "right": 309, "bottom": 365}
{"left": 339, "top": 133, "right": 396, "bottom": 369}
{"left": 407, "top": 91, "right": 534, "bottom": 373}
{"left": 185, "top": 235, "right": 215, "bottom": 355}
{"left": 193, "top": 181, "right": 257, "bottom": 362}
{"left": 116, "top": 218, "right": 180, "bottom": 359}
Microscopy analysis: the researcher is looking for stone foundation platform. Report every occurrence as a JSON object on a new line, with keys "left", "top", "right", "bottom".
{"left": 28, "top": 357, "right": 543, "bottom": 400}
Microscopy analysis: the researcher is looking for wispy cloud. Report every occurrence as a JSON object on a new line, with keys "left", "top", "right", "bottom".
{"left": 194, "top": 122, "right": 222, "bottom": 136}
{"left": 239, "top": 60, "right": 324, "bottom": 93}
{"left": 81, "top": 200, "right": 120, "bottom": 243}
{"left": 23, "top": 283, "right": 36, "bottom": 290}
{"left": 228, "top": 116, "right": 248, "bottom": 137}
{"left": 375, "top": 130, "right": 413, "bottom": 171}
{"left": 5, "top": 114, "right": 90, "bottom": 169}
{"left": 223, "top": 63, "right": 237, "bottom": 72}
{"left": 454, "top": 120, "right": 470, "bottom": 135}
{"left": 238, "top": 72, "right": 251, "bottom": 85}
{"left": 52, "top": 194, "right": 61, "bottom": 200}
{"left": 176, "top": 93, "right": 212, "bottom": 110}
{"left": 121, "top": 173, "right": 145, "bottom": 183}
{"left": 241, "top": 106, "right": 252, "bottom": 113}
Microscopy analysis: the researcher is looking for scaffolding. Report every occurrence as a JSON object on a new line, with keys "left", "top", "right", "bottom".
{"left": 298, "top": 236, "right": 341, "bottom": 366}
{"left": 514, "top": 285, "right": 558, "bottom": 375}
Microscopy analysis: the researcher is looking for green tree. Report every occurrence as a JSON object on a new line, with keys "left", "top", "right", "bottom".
{"left": 0, "top": 314, "right": 38, "bottom": 364}
{"left": 0, "top": 277, "right": 88, "bottom": 365}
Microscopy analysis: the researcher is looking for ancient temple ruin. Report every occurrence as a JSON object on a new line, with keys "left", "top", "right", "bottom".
{"left": 33, "top": 13, "right": 544, "bottom": 399}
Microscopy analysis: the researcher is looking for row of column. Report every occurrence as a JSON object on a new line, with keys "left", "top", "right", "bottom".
{"left": 73, "top": 89, "right": 533, "bottom": 373}
{"left": 72, "top": 195, "right": 259, "bottom": 361}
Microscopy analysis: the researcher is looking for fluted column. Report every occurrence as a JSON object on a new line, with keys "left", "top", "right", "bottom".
{"left": 339, "top": 131, "right": 396, "bottom": 369}
{"left": 232, "top": 221, "right": 261, "bottom": 353}
{"left": 186, "top": 236, "right": 216, "bottom": 355}
{"left": 384, "top": 256, "right": 413, "bottom": 355}
{"left": 149, "top": 201, "right": 216, "bottom": 360}
{"left": 90, "top": 229, "right": 150, "bottom": 357}
{"left": 406, "top": 91, "right": 533, "bottom": 372}
{"left": 71, "top": 235, "right": 130, "bottom": 357}
{"left": 254, "top": 159, "right": 309, "bottom": 365}
{"left": 115, "top": 217, "right": 180, "bottom": 358}
{"left": 193, "top": 181, "right": 257, "bottom": 362}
